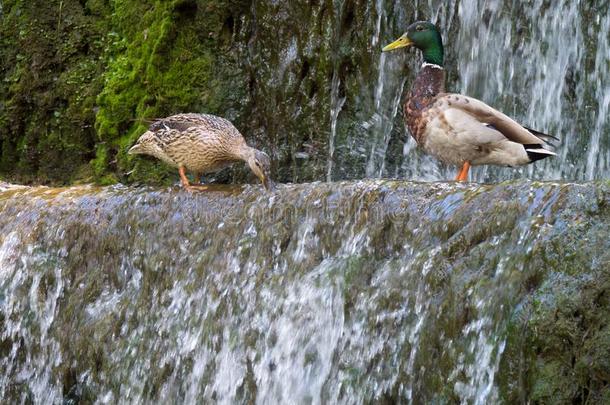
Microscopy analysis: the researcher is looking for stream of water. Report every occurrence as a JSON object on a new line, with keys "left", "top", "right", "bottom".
{"left": 1, "top": 181, "right": 608, "bottom": 403}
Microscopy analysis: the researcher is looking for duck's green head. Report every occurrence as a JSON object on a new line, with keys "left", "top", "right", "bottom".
{"left": 382, "top": 21, "right": 444, "bottom": 66}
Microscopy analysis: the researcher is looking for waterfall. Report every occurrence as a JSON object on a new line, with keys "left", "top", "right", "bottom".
{"left": 326, "top": 0, "right": 346, "bottom": 182}
{"left": 235, "top": 0, "right": 609, "bottom": 182}
{"left": 327, "top": 71, "right": 346, "bottom": 182}
{"left": 364, "top": 0, "right": 407, "bottom": 178}
{"left": 1, "top": 1, "right": 610, "bottom": 403}
{"left": 1, "top": 181, "right": 608, "bottom": 403}
{"left": 586, "top": 11, "right": 610, "bottom": 180}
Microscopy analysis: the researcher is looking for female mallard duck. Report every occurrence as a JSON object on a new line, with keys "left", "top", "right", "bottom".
{"left": 383, "top": 21, "right": 557, "bottom": 181}
{"left": 128, "top": 113, "right": 273, "bottom": 190}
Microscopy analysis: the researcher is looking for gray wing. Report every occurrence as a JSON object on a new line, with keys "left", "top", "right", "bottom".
{"left": 437, "top": 93, "right": 557, "bottom": 147}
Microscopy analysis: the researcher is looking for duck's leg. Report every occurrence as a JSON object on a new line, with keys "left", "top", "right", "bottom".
{"left": 455, "top": 161, "right": 471, "bottom": 182}
{"left": 179, "top": 166, "right": 191, "bottom": 189}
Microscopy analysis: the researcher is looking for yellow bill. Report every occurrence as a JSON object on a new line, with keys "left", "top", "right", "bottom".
{"left": 382, "top": 35, "right": 413, "bottom": 52}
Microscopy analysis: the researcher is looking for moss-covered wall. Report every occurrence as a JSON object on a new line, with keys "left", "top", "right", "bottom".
{"left": 0, "top": 0, "right": 110, "bottom": 184}
{"left": 0, "top": 0, "right": 251, "bottom": 185}
{"left": 95, "top": 0, "right": 251, "bottom": 185}
{"left": 0, "top": 0, "right": 418, "bottom": 186}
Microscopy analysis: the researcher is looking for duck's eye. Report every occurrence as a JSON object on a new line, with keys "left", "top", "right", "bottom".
{"left": 416, "top": 25, "right": 425, "bottom": 32}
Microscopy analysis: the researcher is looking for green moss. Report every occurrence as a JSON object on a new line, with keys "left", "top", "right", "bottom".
{"left": 0, "top": 0, "right": 248, "bottom": 185}
{"left": 0, "top": 0, "right": 109, "bottom": 184}
{"left": 92, "top": 0, "right": 246, "bottom": 185}
{"left": 1, "top": 0, "right": 404, "bottom": 185}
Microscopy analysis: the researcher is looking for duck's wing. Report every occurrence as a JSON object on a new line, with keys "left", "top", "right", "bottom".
{"left": 149, "top": 115, "right": 200, "bottom": 132}
{"left": 436, "top": 93, "right": 557, "bottom": 147}
{"left": 149, "top": 114, "right": 241, "bottom": 136}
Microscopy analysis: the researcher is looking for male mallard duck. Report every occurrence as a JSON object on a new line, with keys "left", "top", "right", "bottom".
{"left": 383, "top": 21, "right": 557, "bottom": 181}
{"left": 128, "top": 113, "right": 273, "bottom": 190}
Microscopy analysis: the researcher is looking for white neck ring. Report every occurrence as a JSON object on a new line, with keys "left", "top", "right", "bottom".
{"left": 422, "top": 62, "right": 444, "bottom": 70}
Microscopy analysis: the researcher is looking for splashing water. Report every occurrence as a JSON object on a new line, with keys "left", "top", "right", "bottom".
{"left": 1, "top": 1, "right": 610, "bottom": 404}
{"left": 1, "top": 181, "right": 608, "bottom": 403}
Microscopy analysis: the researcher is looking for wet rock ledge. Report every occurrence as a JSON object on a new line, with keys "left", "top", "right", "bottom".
{"left": 0, "top": 180, "right": 609, "bottom": 403}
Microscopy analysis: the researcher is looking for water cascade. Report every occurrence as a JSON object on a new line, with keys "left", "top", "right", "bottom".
{"left": 1, "top": 181, "right": 608, "bottom": 403}
{"left": 327, "top": 0, "right": 347, "bottom": 182}
{"left": 221, "top": 0, "right": 610, "bottom": 182}
{"left": 451, "top": 0, "right": 610, "bottom": 182}
{"left": 363, "top": 0, "right": 407, "bottom": 178}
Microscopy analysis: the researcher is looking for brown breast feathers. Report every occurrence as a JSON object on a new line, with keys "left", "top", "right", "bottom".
{"left": 405, "top": 64, "right": 446, "bottom": 144}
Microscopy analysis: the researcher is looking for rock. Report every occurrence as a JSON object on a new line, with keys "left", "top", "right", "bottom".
{"left": 0, "top": 180, "right": 608, "bottom": 403}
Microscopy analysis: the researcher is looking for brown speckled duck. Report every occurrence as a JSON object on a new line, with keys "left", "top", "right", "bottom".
{"left": 383, "top": 21, "right": 557, "bottom": 181}
{"left": 128, "top": 113, "right": 273, "bottom": 191}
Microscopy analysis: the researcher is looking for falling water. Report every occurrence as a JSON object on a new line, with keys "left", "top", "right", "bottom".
{"left": 328, "top": 71, "right": 346, "bottom": 182}
{"left": 416, "top": 0, "right": 610, "bottom": 182}
{"left": 326, "top": 0, "right": 347, "bottom": 182}
{"left": 364, "top": 0, "right": 407, "bottom": 178}
{"left": 586, "top": 11, "right": 610, "bottom": 180}
{"left": 237, "top": 0, "right": 609, "bottom": 182}
{"left": 1, "top": 181, "right": 608, "bottom": 403}
{"left": 2, "top": 1, "right": 610, "bottom": 403}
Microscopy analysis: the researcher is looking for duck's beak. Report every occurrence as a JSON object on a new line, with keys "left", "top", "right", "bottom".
{"left": 382, "top": 35, "right": 413, "bottom": 52}
{"left": 261, "top": 175, "right": 275, "bottom": 192}
{"left": 128, "top": 144, "right": 142, "bottom": 155}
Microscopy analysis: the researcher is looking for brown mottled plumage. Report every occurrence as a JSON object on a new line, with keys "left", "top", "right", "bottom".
{"left": 405, "top": 64, "right": 446, "bottom": 144}
{"left": 384, "top": 21, "right": 557, "bottom": 181}
{"left": 128, "top": 113, "right": 273, "bottom": 190}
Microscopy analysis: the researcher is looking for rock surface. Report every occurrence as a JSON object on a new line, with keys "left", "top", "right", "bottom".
{"left": 0, "top": 180, "right": 608, "bottom": 403}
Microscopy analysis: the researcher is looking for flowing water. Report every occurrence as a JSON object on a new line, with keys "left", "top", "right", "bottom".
{"left": 450, "top": 0, "right": 610, "bottom": 182}
{"left": 364, "top": 0, "right": 407, "bottom": 178}
{"left": 1, "top": 181, "right": 608, "bottom": 403}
